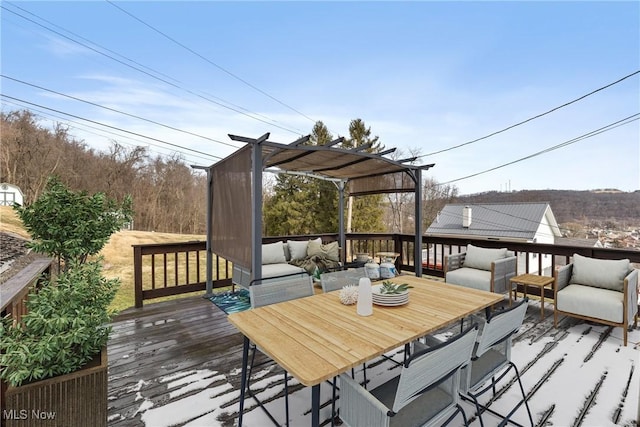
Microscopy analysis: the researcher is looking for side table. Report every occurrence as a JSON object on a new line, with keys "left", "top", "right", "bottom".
{"left": 510, "top": 274, "right": 555, "bottom": 320}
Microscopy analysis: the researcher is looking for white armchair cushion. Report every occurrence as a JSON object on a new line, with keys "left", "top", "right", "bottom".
{"left": 556, "top": 284, "right": 624, "bottom": 324}
{"left": 446, "top": 268, "right": 492, "bottom": 292}
{"left": 570, "top": 254, "right": 630, "bottom": 292}
{"left": 262, "top": 241, "right": 286, "bottom": 265}
{"left": 462, "top": 245, "right": 507, "bottom": 271}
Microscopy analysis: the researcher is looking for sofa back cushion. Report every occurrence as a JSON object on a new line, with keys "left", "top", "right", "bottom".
{"left": 569, "top": 253, "right": 630, "bottom": 292}
{"left": 288, "top": 240, "right": 310, "bottom": 261}
{"left": 307, "top": 240, "right": 340, "bottom": 262}
{"left": 462, "top": 244, "right": 507, "bottom": 271}
{"left": 287, "top": 238, "right": 322, "bottom": 261}
{"left": 262, "top": 241, "right": 287, "bottom": 265}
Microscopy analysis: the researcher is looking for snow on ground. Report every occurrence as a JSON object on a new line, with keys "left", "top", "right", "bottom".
{"left": 131, "top": 300, "right": 639, "bottom": 427}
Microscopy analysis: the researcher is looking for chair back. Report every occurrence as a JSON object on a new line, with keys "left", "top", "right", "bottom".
{"left": 392, "top": 324, "right": 478, "bottom": 413}
{"left": 249, "top": 273, "right": 314, "bottom": 309}
{"left": 320, "top": 267, "right": 366, "bottom": 293}
{"left": 474, "top": 298, "right": 528, "bottom": 359}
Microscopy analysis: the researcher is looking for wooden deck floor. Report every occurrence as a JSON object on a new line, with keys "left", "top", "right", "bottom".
{"left": 107, "top": 295, "right": 249, "bottom": 426}
{"left": 107, "top": 291, "right": 640, "bottom": 427}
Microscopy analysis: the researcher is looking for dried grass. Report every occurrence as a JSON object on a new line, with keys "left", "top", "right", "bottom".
{"left": 0, "top": 206, "right": 206, "bottom": 312}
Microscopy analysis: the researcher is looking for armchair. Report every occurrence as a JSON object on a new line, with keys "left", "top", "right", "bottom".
{"left": 445, "top": 244, "right": 517, "bottom": 297}
{"left": 554, "top": 254, "right": 638, "bottom": 346}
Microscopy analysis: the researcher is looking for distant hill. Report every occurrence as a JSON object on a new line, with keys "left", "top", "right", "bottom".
{"left": 453, "top": 190, "right": 640, "bottom": 225}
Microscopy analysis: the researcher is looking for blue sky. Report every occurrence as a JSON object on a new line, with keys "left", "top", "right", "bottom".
{"left": 2, "top": 1, "right": 639, "bottom": 195}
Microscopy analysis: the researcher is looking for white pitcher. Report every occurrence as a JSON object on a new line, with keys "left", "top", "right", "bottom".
{"left": 357, "top": 277, "right": 373, "bottom": 316}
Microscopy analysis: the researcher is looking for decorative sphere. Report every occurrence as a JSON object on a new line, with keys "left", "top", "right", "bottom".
{"left": 339, "top": 285, "right": 359, "bottom": 305}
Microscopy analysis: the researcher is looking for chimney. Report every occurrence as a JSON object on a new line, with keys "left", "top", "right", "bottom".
{"left": 463, "top": 206, "right": 472, "bottom": 228}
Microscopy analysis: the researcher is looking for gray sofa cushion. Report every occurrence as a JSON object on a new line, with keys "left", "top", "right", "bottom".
{"left": 446, "top": 268, "right": 492, "bottom": 292}
{"left": 570, "top": 254, "right": 630, "bottom": 292}
{"left": 261, "top": 263, "right": 306, "bottom": 278}
{"left": 462, "top": 245, "right": 507, "bottom": 271}
{"left": 262, "top": 241, "right": 287, "bottom": 264}
{"left": 556, "top": 284, "right": 624, "bottom": 324}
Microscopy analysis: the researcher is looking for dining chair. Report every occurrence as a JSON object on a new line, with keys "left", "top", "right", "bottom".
{"left": 320, "top": 267, "right": 367, "bottom": 293}
{"left": 246, "top": 272, "right": 314, "bottom": 427}
{"left": 338, "top": 324, "right": 479, "bottom": 427}
{"left": 460, "top": 298, "right": 533, "bottom": 427}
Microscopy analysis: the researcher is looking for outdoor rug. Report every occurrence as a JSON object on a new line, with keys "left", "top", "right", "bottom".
{"left": 208, "top": 289, "right": 251, "bottom": 314}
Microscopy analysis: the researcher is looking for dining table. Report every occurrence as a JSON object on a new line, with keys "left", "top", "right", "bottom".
{"left": 227, "top": 274, "right": 504, "bottom": 427}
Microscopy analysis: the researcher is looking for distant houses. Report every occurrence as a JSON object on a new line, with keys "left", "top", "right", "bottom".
{"left": 0, "top": 183, "right": 23, "bottom": 206}
{"left": 425, "top": 202, "right": 562, "bottom": 275}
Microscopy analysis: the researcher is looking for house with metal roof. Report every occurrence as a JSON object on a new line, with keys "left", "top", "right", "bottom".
{"left": 426, "top": 202, "right": 562, "bottom": 274}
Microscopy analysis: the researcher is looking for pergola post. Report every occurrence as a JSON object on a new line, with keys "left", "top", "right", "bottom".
{"left": 414, "top": 169, "right": 423, "bottom": 277}
{"left": 338, "top": 181, "right": 346, "bottom": 263}
{"left": 251, "top": 141, "right": 264, "bottom": 283}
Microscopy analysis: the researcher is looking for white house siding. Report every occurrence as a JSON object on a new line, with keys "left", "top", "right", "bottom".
{"left": 0, "top": 183, "right": 24, "bottom": 206}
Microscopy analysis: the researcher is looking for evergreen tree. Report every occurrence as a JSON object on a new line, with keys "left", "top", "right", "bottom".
{"left": 263, "top": 121, "right": 336, "bottom": 236}
{"left": 346, "top": 119, "right": 386, "bottom": 232}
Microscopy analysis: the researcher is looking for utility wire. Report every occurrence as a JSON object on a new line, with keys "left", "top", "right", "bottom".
{"left": 1, "top": 3, "right": 303, "bottom": 135}
{"left": 106, "top": 0, "right": 317, "bottom": 128}
{"left": 1, "top": 94, "right": 223, "bottom": 161}
{"left": 439, "top": 113, "right": 640, "bottom": 186}
{"left": 1, "top": 99, "right": 215, "bottom": 165}
{"left": 2, "top": 75, "right": 239, "bottom": 149}
{"left": 421, "top": 70, "right": 640, "bottom": 158}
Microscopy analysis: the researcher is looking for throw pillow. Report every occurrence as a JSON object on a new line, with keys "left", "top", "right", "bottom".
{"left": 288, "top": 240, "right": 310, "bottom": 261}
{"left": 262, "top": 241, "right": 286, "bottom": 265}
{"left": 569, "top": 253, "right": 630, "bottom": 292}
{"left": 462, "top": 244, "right": 508, "bottom": 271}
{"left": 307, "top": 240, "right": 340, "bottom": 262}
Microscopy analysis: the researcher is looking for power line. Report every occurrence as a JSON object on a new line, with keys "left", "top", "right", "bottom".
{"left": 2, "top": 75, "right": 240, "bottom": 149}
{"left": 438, "top": 113, "right": 640, "bottom": 186}
{"left": 0, "top": 94, "right": 224, "bottom": 161}
{"left": 421, "top": 70, "right": 640, "bottom": 158}
{"left": 1, "top": 99, "right": 215, "bottom": 165}
{"left": 106, "top": 0, "right": 318, "bottom": 127}
{"left": 1, "top": 3, "right": 304, "bottom": 135}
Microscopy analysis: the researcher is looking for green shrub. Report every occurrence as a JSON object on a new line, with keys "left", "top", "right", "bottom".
{"left": 0, "top": 261, "right": 119, "bottom": 387}
{"left": 14, "top": 176, "right": 133, "bottom": 270}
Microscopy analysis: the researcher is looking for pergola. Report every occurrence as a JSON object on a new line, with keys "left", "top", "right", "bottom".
{"left": 202, "top": 133, "right": 435, "bottom": 294}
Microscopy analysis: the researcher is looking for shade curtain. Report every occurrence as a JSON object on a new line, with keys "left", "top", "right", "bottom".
{"left": 211, "top": 145, "right": 252, "bottom": 268}
{"left": 348, "top": 171, "right": 416, "bottom": 196}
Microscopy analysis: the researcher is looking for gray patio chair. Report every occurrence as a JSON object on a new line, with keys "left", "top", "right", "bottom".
{"left": 338, "top": 324, "right": 479, "bottom": 427}
{"left": 320, "top": 267, "right": 366, "bottom": 293}
{"left": 460, "top": 298, "right": 533, "bottom": 427}
{"left": 246, "top": 272, "right": 314, "bottom": 427}
{"left": 320, "top": 267, "right": 368, "bottom": 422}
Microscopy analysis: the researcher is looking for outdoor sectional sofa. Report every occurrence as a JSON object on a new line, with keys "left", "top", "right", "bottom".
{"left": 232, "top": 238, "right": 341, "bottom": 289}
{"left": 554, "top": 253, "right": 639, "bottom": 346}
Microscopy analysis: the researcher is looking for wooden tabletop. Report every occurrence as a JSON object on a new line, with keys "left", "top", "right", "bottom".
{"left": 510, "top": 274, "right": 555, "bottom": 287}
{"left": 227, "top": 275, "right": 503, "bottom": 387}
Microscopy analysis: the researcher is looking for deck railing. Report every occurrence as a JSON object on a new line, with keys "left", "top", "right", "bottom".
{"left": 132, "top": 233, "right": 640, "bottom": 306}
{"left": 0, "top": 256, "right": 53, "bottom": 324}
{"left": 0, "top": 256, "right": 53, "bottom": 410}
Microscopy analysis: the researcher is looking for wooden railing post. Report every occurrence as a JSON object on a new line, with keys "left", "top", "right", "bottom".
{"left": 133, "top": 245, "right": 143, "bottom": 308}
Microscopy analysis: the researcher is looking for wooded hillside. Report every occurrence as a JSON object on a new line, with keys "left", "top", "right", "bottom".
{"left": 2, "top": 109, "right": 637, "bottom": 235}
{"left": 455, "top": 190, "right": 640, "bottom": 226}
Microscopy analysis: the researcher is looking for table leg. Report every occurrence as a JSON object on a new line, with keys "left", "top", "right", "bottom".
{"left": 312, "top": 384, "right": 320, "bottom": 427}
{"left": 540, "top": 288, "right": 545, "bottom": 320}
{"left": 238, "top": 336, "right": 249, "bottom": 427}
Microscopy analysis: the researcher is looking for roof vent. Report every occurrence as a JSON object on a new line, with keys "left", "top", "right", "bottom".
{"left": 463, "top": 206, "right": 472, "bottom": 228}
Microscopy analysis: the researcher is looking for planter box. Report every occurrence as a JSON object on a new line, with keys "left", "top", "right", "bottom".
{"left": 2, "top": 347, "right": 107, "bottom": 427}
